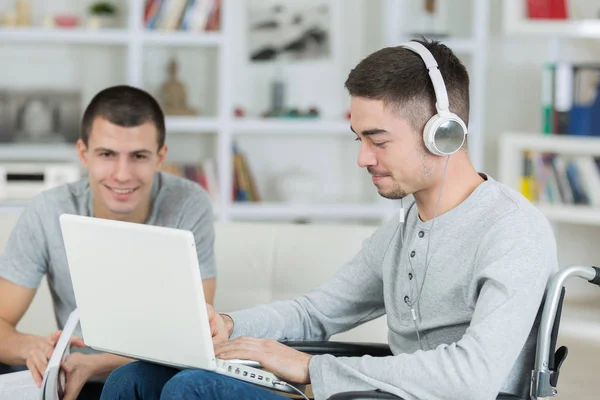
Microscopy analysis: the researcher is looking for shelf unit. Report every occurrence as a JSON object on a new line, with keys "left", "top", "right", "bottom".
{"left": 165, "top": 116, "right": 219, "bottom": 134}
{"left": 503, "top": 0, "right": 600, "bottom": 39}
{"left": 500, "top": 1, "right": 600, "bottom": 227}
{"left": 0, "top": 0, "right": 398, "bottom": 222}
{"left": 0, "top": 27, "right": 130, "bottom": 44}
{"left": 232, "top": 119, "right": 351, "bottom": 136}
{"left": 499, "top": 132, "right": 600, "bottom": 226}
{"left": 382, "top": 0, "right": 491, "bottom": 171}
{"left": 142, "top": 31, "right": 222, "bottom": 46}
{"left": 0, "top": 143, "right": 78, "bottom": 162}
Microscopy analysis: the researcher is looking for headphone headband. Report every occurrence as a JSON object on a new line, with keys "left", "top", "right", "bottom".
{"left": 400, "top": 41, "right": 450, "bottom": 114}
{"left": 398, "top": 41, "right": 467, "bottom": 156}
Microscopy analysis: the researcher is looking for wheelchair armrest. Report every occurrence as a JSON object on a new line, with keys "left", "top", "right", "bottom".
{"left": 282, "top": 341, "right": 393, "bottom": 357}
{"left": 533, "top": 265, "right": 600, "bottom": 398}
{"left": 327, "top": 390, "right": 403, "bottom": 399}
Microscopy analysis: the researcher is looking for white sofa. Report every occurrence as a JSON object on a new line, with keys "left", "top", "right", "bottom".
{"left": 0, "top": 211, "right": 388, "bottom": 344}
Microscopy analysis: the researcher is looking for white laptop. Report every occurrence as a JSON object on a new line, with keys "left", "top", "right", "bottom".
{"left": 59, "top": 214, "right": 304, "bottom": 396}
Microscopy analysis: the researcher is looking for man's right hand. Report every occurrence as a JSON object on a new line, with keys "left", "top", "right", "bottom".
{"left": 206, "top": 304, "right": 232, "bottom": 346}
{"left": 24, "top": 331, "right": 85, "bottom": 387}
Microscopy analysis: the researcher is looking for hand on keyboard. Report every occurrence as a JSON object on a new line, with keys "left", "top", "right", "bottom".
{"left": 215, "top": 337, "right": 312, "bottom": 384}
{"left": 206, "top": 304, "right": 230, "bottom": 346}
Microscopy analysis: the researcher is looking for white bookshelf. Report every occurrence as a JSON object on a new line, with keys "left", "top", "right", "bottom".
{"left": 500, "top": 2, "right": 600, "bottom": 227}
{"left": 0, "top": 0, "right": 397, "bottom": 223}
{"left": 536, "top": 205, "right": 600, "bottom": 226}
{"left": 142, "top": 31, "right": 223, "bottom": 47}
{"left": 503, "top": 0, "right": 600, "bottom": 39}
{"left": 0, "top": 144, "right": 78, "bottom": 161}
{"left": 499, "top": 132, "right": 600, "bottom": 226}
{"left": 0, "top": 27, "right": 130, "bottom": 44}
{"left": 232, "top": 119, "right": 351, "bottom": 136}
{"left": 165, "top": 116, "right": 219, "bottom": 134}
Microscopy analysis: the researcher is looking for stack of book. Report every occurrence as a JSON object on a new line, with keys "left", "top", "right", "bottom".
{"left": 161, "top": 145, "right": 260, "bottom": 203}
{"left": 541, "top": 63, "right": 600, "bottom": 136}
{"left": 144, "top": 0, "right": 221, "bottom": 31}
{"left": 232, "top": 144, "right": 260, "bottom": 202}
{"left": 162, "top": 158, "right": 220, "bottom": 202}
{"left": 520, "top": 151, "right": 600, "bottom": 207}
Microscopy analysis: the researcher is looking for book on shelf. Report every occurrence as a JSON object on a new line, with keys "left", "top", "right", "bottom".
{"left": 520, "top": 151, "right": 600, "bottom": 207}
{"left": 232, "top": 144, "right": 260, "bottom": 203}
{"left": 0, "top": 309, "right": 79, "bottom": 400}
{"left": 161, "top": 145, "right": 260, "bottom": 203}
{"left": 162, "top": 159, "right": 220, "bottom": 202}
{"left": 144, "top": 0, "right": 221, "bottom": 32}
{"left": 541, "top": 62, "right": 600, "bottom": 136}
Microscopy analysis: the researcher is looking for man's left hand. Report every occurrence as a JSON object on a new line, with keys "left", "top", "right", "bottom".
{"left": 60, "top": 352, "right": 96, "bottom": 400}
{"left": 215, "top": 337, "right": 312, "bottom": 384}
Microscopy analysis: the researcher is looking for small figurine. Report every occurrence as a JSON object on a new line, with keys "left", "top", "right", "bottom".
{"left": 159, "top": 58, "right": 198, "bottom": 116}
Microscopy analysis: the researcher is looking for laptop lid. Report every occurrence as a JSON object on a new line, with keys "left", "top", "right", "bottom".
{"left": 59, "top": 213, "right": 216, "bottom": 371}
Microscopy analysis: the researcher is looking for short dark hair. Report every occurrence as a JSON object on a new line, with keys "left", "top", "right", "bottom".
{"left": 345, "top": 39, "right": 470, "bottom": 136}
{"left": 81, "top": 85, "right": 166, "bottom": 149}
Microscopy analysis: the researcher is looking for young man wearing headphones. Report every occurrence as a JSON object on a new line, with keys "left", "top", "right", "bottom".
{"left": 100, "top": 40, "right": 558, "bottom": 400}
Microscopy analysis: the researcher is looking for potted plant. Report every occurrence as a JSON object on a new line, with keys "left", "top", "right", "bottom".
{"left": 87, "top": 1, "right": 117, "bottom": 29}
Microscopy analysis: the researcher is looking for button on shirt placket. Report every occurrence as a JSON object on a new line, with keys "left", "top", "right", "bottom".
{"left": 407, "top": 230, "right": 427, "bottom": 306}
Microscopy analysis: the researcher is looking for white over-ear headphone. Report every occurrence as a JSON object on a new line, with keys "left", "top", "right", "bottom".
{"left": 400, "top": 41, "right": 467, "bottom": 156}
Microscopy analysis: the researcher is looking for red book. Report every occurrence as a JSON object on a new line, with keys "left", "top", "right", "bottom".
{"left": 527, "top": 0, "right": 568, "bottom": 19}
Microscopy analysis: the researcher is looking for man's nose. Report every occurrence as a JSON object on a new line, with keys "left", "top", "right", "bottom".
{"left": 357, "top": 143, "right": 376, "bottom": 168}
{"left": 113, "top": 157, "right": 133, "bottom": 182}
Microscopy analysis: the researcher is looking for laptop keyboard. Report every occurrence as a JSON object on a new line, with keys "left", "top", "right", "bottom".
{"left": 215, "top": 359, "right": 301, "bottom": 395}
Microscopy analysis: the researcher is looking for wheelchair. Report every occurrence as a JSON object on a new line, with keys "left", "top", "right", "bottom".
{"left": 286, "top": 265, "right": 600, "bottom": 400}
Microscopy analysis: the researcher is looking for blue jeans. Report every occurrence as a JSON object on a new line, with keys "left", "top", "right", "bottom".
{"left": 100, "top": 361, "right": 290, "bottom": 400}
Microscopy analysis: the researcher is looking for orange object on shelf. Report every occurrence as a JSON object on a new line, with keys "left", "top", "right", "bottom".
{"left": 526, "top": 0, "right": 567, "bottom": 20}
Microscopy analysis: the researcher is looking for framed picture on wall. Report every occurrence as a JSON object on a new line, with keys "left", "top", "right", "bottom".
{"left": 247, "top": 0, "right": 331, "bottom": 62}
{"left": 0, "top": 90, "right": 81, "bottom": 144}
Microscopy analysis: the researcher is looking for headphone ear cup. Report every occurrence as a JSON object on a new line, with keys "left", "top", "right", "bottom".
{"left": 423, "top": 113, "right": 467, "bottom": 156}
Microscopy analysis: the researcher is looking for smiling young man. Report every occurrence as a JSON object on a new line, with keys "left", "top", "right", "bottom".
{"left": 101, "top": 41, "right": 558, "bottom": 400}
{"left": 0, "top": 85, "right": 217, "bottom": 400}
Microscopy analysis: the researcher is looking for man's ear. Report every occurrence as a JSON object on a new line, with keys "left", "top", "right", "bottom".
{"left": 156, "top": 144, "right": 168, "bottom": 171}
{"left": 76, "top": 139, "right": 89, "bottom": 168}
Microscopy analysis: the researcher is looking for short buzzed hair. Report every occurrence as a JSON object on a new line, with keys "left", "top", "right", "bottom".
{"left": 81, "top": 85, "right": 166, "bottom": 149}
{"left": 344, "top": 39, "right": 470, "bottom": 136}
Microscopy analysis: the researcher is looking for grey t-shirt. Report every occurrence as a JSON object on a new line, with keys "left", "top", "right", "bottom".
{"left": 0, "top": 171, "right": 216, "bottom": 331}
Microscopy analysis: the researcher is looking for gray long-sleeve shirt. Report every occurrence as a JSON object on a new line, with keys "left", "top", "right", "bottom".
{"left": 229, "top": 174, "right": 558, "bottom": 400}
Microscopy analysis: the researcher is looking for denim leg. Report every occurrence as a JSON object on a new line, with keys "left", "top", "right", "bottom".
{"left": 0, "top": 363, "right": 27, "bottom": 375}
{"left": 160, "top": 369, "right": 291, "bottom": 400}
{"left": 100, "top": 361, "right": 179, "bottom": 400}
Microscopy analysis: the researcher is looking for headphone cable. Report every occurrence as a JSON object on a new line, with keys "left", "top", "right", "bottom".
{"left": 407, "top": 154, "right": 451, "bottom": 350}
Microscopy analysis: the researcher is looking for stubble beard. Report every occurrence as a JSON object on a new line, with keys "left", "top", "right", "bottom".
{"left": 377, "top": 180, "right": 407, "bottom": 200}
